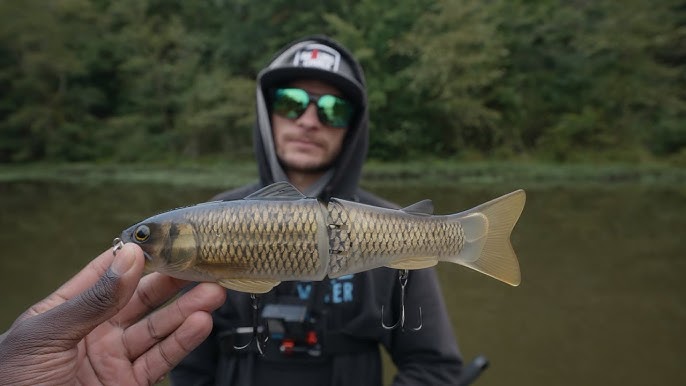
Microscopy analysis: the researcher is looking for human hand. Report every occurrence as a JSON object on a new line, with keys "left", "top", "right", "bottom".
{"left": 0, "top": 243, "right": 226, "bottom": 386}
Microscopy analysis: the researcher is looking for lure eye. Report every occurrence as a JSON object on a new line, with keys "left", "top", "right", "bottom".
{"left": 134, "top": 225, "right": 150, "bottom": 242}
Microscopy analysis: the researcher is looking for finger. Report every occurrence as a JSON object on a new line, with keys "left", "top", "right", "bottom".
{"left": 18, "top": 246, "right": 121, "bottom": 320}
{"left": 133, "top": 311, "right": 214, "bottom": 384}
{"left": 54, "top": 245, "right": 121, "bottom": 297}
{"left": 25, "top": 243, "right": 145, "bottom": 344}
{"left": 112, "top": 272, "right": 191, "bottom": 328}
{"left": 122, "top": 283, "right": 226, "bottom": 359}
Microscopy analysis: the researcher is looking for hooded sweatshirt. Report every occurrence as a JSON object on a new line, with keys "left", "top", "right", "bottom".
{"left": 170, "top": 35, "right": 462, "bottom": 386}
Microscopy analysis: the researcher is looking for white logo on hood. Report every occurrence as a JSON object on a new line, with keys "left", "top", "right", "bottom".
{"left": 293, "top": 43, "right": 341, "bottom": 72}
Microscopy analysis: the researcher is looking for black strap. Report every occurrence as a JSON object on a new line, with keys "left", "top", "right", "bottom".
{"left": 322, "top": 332, "right": 378, "bottom": 355}
{"left": 219, "top": 330, "right": 377, "bottom": 358}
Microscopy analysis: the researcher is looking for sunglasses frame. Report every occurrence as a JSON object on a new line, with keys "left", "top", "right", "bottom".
{"left": 271, "top": 87, "right": 354, "bottom": 128}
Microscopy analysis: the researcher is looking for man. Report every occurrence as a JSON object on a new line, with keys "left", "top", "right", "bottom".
{"left": 171, "top": 35, "right": 462, "bottom": 385}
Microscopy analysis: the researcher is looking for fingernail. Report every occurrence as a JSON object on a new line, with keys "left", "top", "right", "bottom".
{"left": 111, "top": 245, "right": 135, "bottom": 275}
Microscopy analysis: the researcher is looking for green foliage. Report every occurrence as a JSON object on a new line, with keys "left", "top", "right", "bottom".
{"left": 0, "top": 0, "right": 683, "bottom": 163}
{"left": 397, "top": 0, "right": 506, "bottom": 156}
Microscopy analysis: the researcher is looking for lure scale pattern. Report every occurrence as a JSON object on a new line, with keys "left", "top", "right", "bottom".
{"left": 185, "top": 200, "right": 323, "bottom": 277}
{"left": 327, "top": 200, "right": 467, "bottom": 276}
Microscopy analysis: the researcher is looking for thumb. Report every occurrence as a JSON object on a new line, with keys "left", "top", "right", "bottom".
{"left": 37, "top": 243, "right": 145, "bottom": 343}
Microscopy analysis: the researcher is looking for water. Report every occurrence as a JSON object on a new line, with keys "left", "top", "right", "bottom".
{"left": 1, "top": 181, "right": 684, "bottom": 386}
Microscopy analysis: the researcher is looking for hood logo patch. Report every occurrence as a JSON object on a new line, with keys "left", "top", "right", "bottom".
{"left": 293, "top": 43, "right": 341, "bottom": 72}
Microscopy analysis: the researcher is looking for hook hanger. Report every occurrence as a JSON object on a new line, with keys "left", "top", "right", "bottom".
{"left": 381, "top": 269, "right": 423, "bottom": 331}
{"left": 233, "top": 294, "right": 269, "bottom": 355}
{"left": 112, "top": 238, "right": 124, "bottom": 256}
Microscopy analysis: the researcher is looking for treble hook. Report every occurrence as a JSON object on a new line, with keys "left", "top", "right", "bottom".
{"left": 233, "top": 294, "right": 269, "bottom": 355}
{"left": 381, "top": 269, "right": 423, "bottom": 331}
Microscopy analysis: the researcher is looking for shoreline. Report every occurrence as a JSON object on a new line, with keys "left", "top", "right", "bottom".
{"left": 1, "top": 161, "right": 684, "bottom": 189}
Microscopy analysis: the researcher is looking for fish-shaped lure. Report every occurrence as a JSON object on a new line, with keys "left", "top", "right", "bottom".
{"left": 118, "top": 182, "right": 525, "bottom": 293}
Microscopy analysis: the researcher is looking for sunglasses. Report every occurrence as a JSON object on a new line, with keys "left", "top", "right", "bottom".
{"left": 272, "top": 88, "right": 355, "bottom": 128}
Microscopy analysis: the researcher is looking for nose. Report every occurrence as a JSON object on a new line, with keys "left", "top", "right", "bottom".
{"left": 295, "top": 103, "right": 322, "bottom": 129}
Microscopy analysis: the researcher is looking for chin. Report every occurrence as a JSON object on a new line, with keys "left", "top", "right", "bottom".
{"left": 281, "top": 155, "right": 332, "bottom": 174}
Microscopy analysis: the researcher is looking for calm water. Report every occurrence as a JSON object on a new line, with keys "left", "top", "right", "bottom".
{"left": 1, "top": 181, "right": 684, "bottom": 386}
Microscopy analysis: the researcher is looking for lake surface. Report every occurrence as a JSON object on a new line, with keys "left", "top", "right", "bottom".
{"left": 1, "top": 180, "right": 684, "bottom": 386}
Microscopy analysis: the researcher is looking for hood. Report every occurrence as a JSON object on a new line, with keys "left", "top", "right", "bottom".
{"left": 253, "top": 35, "right": 369, "bottom": 200}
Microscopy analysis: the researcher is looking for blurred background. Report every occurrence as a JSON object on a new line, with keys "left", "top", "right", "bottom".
{"left": 0, "top": 0, "right": 684, "bottom": 164}
{"left": 1, "top": 1, "right": 685, "bottom": 385}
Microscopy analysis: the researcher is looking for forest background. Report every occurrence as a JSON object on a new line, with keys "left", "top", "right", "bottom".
{"left": 1, "top": 0, "right": 685, "bottom": 166}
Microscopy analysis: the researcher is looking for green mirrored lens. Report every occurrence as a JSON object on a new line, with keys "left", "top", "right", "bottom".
{"left": 273, "top": 88, "right": 308, "bottom": 119}
{"left": 317, "top": 95, "right": 353, "bottom": 128}
{"left": 273, "top": 88, "right": 354, "bottom": 128}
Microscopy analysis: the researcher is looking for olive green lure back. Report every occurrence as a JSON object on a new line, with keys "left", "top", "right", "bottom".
{"left": 118, "top": 182, "right": 525, "bottom": 293}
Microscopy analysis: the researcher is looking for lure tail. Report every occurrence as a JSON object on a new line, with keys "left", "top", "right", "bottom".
{"left": 444, "top": 190, "right": 526, "bottom": 286}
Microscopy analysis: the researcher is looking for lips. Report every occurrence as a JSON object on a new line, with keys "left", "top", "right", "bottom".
{"left": 285, "top": 135, "right": 323, "bottom": 149}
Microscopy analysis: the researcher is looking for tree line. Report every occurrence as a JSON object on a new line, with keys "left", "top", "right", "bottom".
{"left": 1, "top": 0, "right": 684, "bottom": 164}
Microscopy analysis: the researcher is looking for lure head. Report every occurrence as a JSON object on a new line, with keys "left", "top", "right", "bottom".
{"left": 119, "top": 218, "right": 198, "bottom": 275}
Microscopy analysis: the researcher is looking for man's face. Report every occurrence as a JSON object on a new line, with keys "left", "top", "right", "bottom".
{"left": 271, "top": 79, "right": 349, "bottom": 174}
